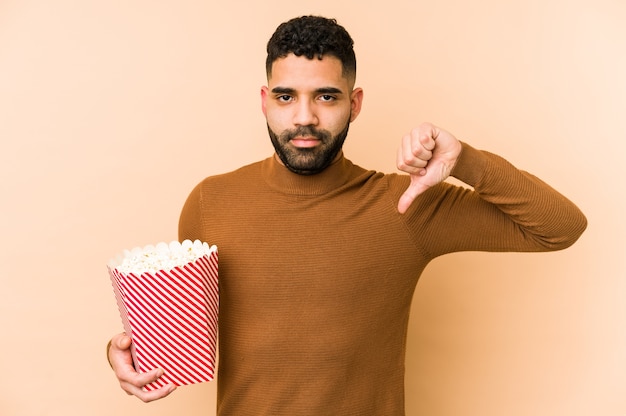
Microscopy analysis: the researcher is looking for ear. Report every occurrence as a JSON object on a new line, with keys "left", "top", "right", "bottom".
{"left": 349, "top": 88, "right": 364, "bottom": 122}
{"left": 260, "top": 86, "right": 269, "bottom": 117}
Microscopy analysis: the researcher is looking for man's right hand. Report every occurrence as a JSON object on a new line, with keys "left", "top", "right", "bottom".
{"left": 108, "top": 333, "right": 177, "bottom": 402}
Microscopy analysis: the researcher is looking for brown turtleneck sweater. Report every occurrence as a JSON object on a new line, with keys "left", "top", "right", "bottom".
{"left": 178, "top": 142, "right": 586, "bottom": 415}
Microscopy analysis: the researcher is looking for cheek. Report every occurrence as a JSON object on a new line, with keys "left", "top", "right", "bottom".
{"left": 265, "top": 108, "right": 287, "bottom": 128}
{"left": 264, "top": 109, "right": 292, "bottom": 138}
{"left": 322, "top": 108, "right": 352, "bottom": 131}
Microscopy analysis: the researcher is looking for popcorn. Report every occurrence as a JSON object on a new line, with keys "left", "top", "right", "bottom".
{"left": 108, "top": 239, "right": 218, "bottom": 390}
{"left": 110, "top": 240, "right": 216, "bottom": 275}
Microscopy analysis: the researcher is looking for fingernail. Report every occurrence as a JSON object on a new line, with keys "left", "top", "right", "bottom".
{"left": 156, "top": 368, "right": 164, "bottom": 377}
{"left": 168, "top": 384, "right": 177, "bottom": 393}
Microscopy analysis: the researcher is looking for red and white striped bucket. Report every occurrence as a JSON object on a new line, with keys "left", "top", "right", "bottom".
{"left": 108, "top": 241, "right": 218, "bottom": 390}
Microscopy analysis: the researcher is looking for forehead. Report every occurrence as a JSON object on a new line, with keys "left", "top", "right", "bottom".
{"left": 268, "top": 54, "right": 349, "bottom": 91}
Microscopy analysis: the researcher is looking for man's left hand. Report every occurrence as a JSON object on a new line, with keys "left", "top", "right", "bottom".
{"left": 396, "top": 122, "right": 463, "bottom": 214}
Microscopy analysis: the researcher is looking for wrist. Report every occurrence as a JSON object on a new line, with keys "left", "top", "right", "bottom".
{"left": 449, "top": 142, "right": 487, "bottom": 186}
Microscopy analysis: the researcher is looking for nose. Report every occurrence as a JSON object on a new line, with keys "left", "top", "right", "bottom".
{"left": 292, "top": 99, "right": 318, "bottom": 126}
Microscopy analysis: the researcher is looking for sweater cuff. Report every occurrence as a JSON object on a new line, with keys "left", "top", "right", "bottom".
{"left": 449, "top": 141, "right": 488, "bottom": 188}
{"left": 106, "top": 339, "right": 114, "bottom": 369}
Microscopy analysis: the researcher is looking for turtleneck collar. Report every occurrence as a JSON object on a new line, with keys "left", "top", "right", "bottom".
{"left": 261, "top": 153, "right": 355, "bottom": 195}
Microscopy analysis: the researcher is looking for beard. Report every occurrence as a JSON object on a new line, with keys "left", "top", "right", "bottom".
{"left": 267, "top": 121, "right": 350, "bottom": 175}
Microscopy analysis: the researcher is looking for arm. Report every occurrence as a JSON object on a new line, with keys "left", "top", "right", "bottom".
{"left": 397, "top": 123, "right": 587, "bottom": 252}
{"left": 107, "top": 333, "right": 176, "bottom": 402}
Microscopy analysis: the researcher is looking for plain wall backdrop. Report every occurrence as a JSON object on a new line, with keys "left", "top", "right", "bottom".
{"left": 1, "top": 0, "right": 624, "bottom": 415}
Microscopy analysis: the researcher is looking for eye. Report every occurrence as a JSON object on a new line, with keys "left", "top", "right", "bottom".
{"left": 276, "top": 95, "right": 293, "bottom": 103}
{"left": 319, "top": 94, "right": 336, "bottom": 102}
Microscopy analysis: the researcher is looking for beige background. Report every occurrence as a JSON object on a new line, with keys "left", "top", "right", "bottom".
{"left": 1, "top": 0, "right": 624, "bottom": 415}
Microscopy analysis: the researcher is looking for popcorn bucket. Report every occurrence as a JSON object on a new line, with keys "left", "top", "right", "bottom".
{"left": 108, "top": 240, "right": 218, "bottom": 390}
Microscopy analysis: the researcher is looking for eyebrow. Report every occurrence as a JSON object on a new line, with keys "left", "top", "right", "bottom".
{"left": 271, "top": 86, "right": 344, "bottom": 95}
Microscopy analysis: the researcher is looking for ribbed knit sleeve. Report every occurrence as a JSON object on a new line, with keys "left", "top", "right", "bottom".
{"left": 401, "top": 142, "right": 587, "bottom": 258}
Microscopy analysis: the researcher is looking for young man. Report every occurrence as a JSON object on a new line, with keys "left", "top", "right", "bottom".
{"left": 107, "top": 16, "right": 587, "bottom": 415}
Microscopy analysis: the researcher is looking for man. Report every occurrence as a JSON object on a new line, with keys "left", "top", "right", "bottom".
{"left": 107, "top": 16, "right": 587, "bottom": 415}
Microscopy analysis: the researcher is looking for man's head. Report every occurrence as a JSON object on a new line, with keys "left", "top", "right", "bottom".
{"left": 262, "top": 16, "right": 363, "bottom": 175}
{"left": 266, "top": 16, "right": 357, "bottom": 91}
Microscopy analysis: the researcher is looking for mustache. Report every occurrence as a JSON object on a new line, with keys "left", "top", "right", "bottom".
{"left": 281, "top": 126, "right": 331, "bottom": 142}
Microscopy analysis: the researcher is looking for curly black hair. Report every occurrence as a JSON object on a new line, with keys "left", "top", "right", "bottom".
{"left": 266, "top": 16, "right": 356, "bottom": 81}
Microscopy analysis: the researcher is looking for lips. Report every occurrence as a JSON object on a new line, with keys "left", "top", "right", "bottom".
{"left": 290, "top": 137, "right": 321, "bottom": 148}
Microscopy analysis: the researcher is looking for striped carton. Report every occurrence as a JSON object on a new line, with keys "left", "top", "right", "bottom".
{"left": 108, "top": 240, "right": 218, "bottom": 390}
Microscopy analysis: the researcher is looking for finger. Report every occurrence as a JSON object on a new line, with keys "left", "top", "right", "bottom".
{"left": 118, "top": 364, "right": 163, "bottom": 385}
{"left": 111, "top": 332, "right": 132, "bottom": 351}
{"left": 109, "top": 334, "right": 135, "bottom": 372}
{"left": 411, "top": 125, "right": 436, "bottom": 152}
{"left": 120, "top": 375, "right": 177, "bottom": 403}
{"left": 131, "top": 384, "right": 176, "bottom": 403}
{"left": 397, "top": 180, "right": 429, "bottom": 214}
{"left": 397, "top": 135, "right": 429, "bottom": 174}
{"left": 408, "top": 130, "right": 434, "bottom": 164}
{"left": 118, "top": 367, "right": 178, "bottom": 400}
{"left": 136, "top": 368, "right": 166, "bottom": 386}
{"left": 109, "top": 333, "right": 178, "bottom": 402}
{"left": 110, "top": 334, "right": 149, "bottom": 385}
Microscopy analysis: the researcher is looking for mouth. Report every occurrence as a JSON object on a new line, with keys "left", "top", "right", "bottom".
{"left": 290, "top": 136, "right": 321, "bottom": 148}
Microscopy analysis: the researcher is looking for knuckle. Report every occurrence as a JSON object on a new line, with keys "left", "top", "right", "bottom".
{"left": 397, "top": 159, "right": 411, "bottom": 171}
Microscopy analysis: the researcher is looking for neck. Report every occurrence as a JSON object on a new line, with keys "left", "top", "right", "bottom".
{"left": 262, "top": 153, "right": 353, "bottom": 195}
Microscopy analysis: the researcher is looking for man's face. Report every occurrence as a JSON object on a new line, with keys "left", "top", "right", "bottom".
{"left": 261, "top": 54, "right": 363, "bottom": 175}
